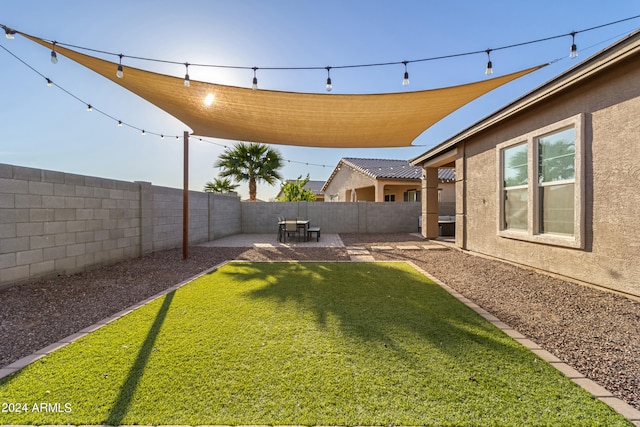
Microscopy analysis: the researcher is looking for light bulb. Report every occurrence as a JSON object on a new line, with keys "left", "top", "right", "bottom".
{"left": 402, "top": 71, "right": 410, "bottom": 86}
{"left": 325, "top": 67, "right": 332, "bottom": 92}
{"left": 569, "top": 32, "right": 578, "bottom": 59}
{"left": 252, "top": 67, "right": 258, "bottom": 90}
{"left": 87, "top": 104, "right": 92, "bottom": 112}
{"left": 141, "top": 130, "right": 146, "bottom": 136}
{"left": 485, "top": 50, "right": 493, "bottom": 76}
{"left": 116, "top": 54, "right": 124, "bottom": 78}
{"left": 402, "top": 61, "right": 409, "bottom": 86}
{"left": 161, "top": 134, "right": 165, "bottom": 140}
{"left": 183, "top": 63, "right": 190, "bottom": 87}
{"left": 485, "top": 60, "right": 493, "bottom": 76}
{"left": 4, "top": 28, "right": 15, "bottom": 39}
{"left": 46, "top": 78, "right": 52, "bottom": 87}
{"left": 118, "top": 120, "right": 123, "bottom": 127}
{"left": 50, "top": 50, "right": 58, "bottom": 64}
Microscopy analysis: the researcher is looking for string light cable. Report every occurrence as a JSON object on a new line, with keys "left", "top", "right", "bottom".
{"left": 1, "top": 16, "right": 639, "bottom": 170}
{"left": 0, "top": 42, "right": 338, "bottom": 169}
{"left": 0, "top": 24, "right": 637, "bottom": 165}
{"left": 2, "top": 13, "right": 640, "bottom": 88}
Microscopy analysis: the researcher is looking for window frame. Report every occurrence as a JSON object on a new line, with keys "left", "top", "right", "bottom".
{"left": 502, "top": 142, "right": 529, "bottom": 231}
{"left": 496, "top": 114, "right": 585, "bottom": 249}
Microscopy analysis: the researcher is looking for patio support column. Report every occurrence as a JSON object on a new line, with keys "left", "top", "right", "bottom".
{"left": 375, "top": 182, "right": 385, "bottom": 202}
{"left": 183, "top": 131, "right": 189, "bottom": 260}
{"left": 423, "top": 167, "right": 439, "bottom": 239}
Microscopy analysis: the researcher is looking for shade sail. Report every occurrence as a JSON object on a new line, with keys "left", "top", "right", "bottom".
{"left": 22, "top": 33, "right": 545, "bottom": 148}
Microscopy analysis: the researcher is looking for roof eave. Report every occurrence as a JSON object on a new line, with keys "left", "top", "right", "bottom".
{"left": 411, "top": 29, "right": 640, "bottom": 166}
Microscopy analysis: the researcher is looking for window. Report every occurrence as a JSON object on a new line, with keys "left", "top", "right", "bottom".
{"left": 404, "top": 190, "right": 420, "bottom": 202}
{"left": 497, "top": 114, "right": 584, "bottom": 248}
{"left": 538, "top": 128, "right": 575, "bottom": 235}
{"left": 503, "top": 143, "right": 528, "bottom": 231}
{"left": 384, "top": 194, "right": 395, "bottom": 202}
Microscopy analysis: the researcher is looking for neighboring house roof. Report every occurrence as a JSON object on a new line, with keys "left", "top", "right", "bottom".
{"left": 322, "top": 157, "right": 454, "bottom": 191}
{"left": 304, "top": 180, "right": 326, "bottom": 195}
{"left": 276, "top": 179, "right": 325, "bottom": 199}
{"left": 411, "top": 29, "right": 640, "bottom": 165}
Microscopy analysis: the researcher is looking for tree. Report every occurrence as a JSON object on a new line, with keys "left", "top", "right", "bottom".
{"left": 278, "top": 174, "right": 317, "bottom": 202}
{"left": 214, "top": 142, "right": 283, "bottom": 201}
{"left": 203, "top": 177, "right": 239, "bottom": 193}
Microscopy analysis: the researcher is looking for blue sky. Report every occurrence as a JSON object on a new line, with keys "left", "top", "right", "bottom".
{"left": 1, "top": 1, "right": 639, "bottom": 200}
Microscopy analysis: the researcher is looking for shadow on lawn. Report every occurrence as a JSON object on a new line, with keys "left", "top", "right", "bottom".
{"left": 235, "top": 262, "right": 516, "bottom": 362}
{"left": 104, "top": 290, "right": 175, "bottom": 426}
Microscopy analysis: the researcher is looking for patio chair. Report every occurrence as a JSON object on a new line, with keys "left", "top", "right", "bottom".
{"left": 277, "top": 216, "right": 285, "bottom": 242}
{"left": 283, "top": 218, "right": 300, "bottom": 242}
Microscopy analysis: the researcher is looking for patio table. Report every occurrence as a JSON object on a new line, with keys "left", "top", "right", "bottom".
{"left": 278, "top": 219, "right": 310, "bottom": 242}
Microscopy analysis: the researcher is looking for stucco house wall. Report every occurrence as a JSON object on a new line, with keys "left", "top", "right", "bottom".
{"left": 413, "top": 33, "right": 640, "bottom": 297}
{"left": 323, "top": 165, "right": 376, "bottom": 201}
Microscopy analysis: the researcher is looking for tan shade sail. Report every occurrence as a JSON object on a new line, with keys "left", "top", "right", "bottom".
{"left": 22, "top": 33, "right": 544, "bottom": 148}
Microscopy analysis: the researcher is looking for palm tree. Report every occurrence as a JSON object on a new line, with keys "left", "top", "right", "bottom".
{"left": 203, "top": 177, "right": 239, "bottom": 193}
{"left": 215, "top": 142, "right": 283, "bottom": 201}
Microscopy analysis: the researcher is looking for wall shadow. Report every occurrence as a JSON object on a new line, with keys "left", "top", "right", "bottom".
{"left": 104, "top": 290, "right": 175, "bottom": 426}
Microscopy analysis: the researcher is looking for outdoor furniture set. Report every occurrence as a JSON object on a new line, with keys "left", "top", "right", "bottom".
{"left": 277, "top": 217, "right": 321, "bottom": 242}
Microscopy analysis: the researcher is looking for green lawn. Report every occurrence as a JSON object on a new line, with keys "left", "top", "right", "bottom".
{"left": 0, "top": 262, "right": 630, "bottom": 426}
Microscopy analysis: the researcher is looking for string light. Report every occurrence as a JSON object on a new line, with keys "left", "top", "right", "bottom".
{"left": 252, "top": 67, "right": 258, "bottom": 90}
{"left": 2, "top": 14, "right": 639, "bottom": 91}
{"left": 402, "top": 61, "right": 410, "bottom": 86}
{"left": 50, "top": 41, "right": 58, "bottom": 64}
{"left": 183, "top": 62, "right": 190, "bottom": 87}
{"left": 1, "top": 17, "right": 637, "bottom": 173}
{"left": 485, "top": 49, "right": 493, "bottom": 76}
{"left": 325, "top": 66, "right": 332, "bottom": 92}
{"left": 116, "top": 54, "right": 124, "bottom": 78}
{"left": 570, "top": 32, "right": 578, "bottom": 58}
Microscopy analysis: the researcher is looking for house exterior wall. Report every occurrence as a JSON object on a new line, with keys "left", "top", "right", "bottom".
{"left": 323, "top": 166, "right": 375, "bottom": 201}
{"left": 439, "top": 181, "right": 455, "bottom": 215}
{"left": 454, "top": 54, "right": 640, "bottom": 296}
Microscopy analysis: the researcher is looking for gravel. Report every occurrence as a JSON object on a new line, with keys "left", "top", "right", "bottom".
{"left": 1, "top": 233, "right": 638, "bottom": 411}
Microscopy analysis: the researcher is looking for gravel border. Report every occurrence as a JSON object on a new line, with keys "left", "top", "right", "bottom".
{"left": 1, "top": 234, "right": 638, "bottom": 412}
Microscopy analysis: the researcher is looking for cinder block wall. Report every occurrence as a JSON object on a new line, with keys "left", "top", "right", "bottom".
{"left": 0, "top": 164, "right": 143, "bottom": 287}
{"left": 241, "top": 201, "right": 421, "bottom": 234}
{"left": 0, "top": 164, "right": 242, "bottom": 288}
{"left": 1, "top": 163, "right": 418, "bottom": 288}
{"left": 149, "top": 186, "right": 215, "bottom": 252}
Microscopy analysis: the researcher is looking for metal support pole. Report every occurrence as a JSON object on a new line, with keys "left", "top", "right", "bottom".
{"left": 183, "top": 131, "right": 189, "bottom": 260}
